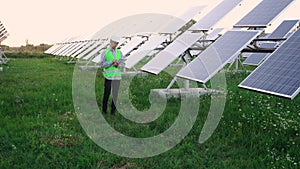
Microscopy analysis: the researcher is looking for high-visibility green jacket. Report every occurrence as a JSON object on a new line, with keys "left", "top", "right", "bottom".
{"left": 103, "top": 48, "right": 121, "bottom": 79}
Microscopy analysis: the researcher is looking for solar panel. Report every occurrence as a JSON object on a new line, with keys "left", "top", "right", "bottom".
{"left": 60, "top": 35, "right": 89, "bottom": 56}
{"left": 67, "top": 41, "right": 90, "bottom": 57}
{"left": 234, "top": 0, "right": 294, "bottom": 28}
{"left": 77, "top": 41, "right": 103, "bottom": 59}
{"left": 189, "top": 0, "right": 243, "bottom": 31}
{"left": 91, "top": 49, "right": 106, "bottom": 63}
{"left": 141, "top": 31, "right": 204, "bottom": 75}
{"left": 243, "top": 53, "right": 270, "bottom": 66}
{"left": 90, "top": 38, "right": 126, "bottom": 63}
{"left": 158, "top": 6, "right": 205, "bottom": 33}
{"left": 61, "top": 42, "right": 84, "bottom": 56}
{"left": 120, "top": 36, "right": 145, "bottom": 56}
{"left": 242, "top": 20, "right": 298, "bottom": 66}
{"left": 51, "top": 41, "right": 72, "bottom": 55}
{"left": 55, "top": 43, "right": 74, "bottom": 56}
{"left": 0, "top": 30, "right": 8, "bottom": 39}
{"left": 45, "top": 37, "right": 71, "bottom": 54}
{"left": 242, "top": 52, "right": 253, "bottom": 58}
{"left": 45, "top": 44, "right": 61, "bottom": 54}
{"left": 268, "top": 20, "right": 299, "bottom": 38}
{"left": 82, "top": 41, "right": 109, "bottom": 60}
{"left": 206, "top": 28, "right": 224, "bottom": 41}
{"left": 53, "top": 37, "right": 78, "bottom": 55}
{"left": 239, "top": 28, "right": 300, "bottom": 99}
{"left": 125, "top": 34, "right": 168, "bottom": 69}
{"left": 177, "top": 30, "right": 261, "bottom": 83}
{"left": 51, "top": 44, "right": 67, "bottom": 55}
{"left": 72, "top": 41, "right": 95, "bottom": 58}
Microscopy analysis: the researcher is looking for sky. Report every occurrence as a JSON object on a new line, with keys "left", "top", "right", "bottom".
{"left": 0, "top": 0, "right": 300, "bottom": 47}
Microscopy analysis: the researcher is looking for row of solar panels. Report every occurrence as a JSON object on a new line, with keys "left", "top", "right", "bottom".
{"left": 46, "top": 0, "right": 299, "bottom": 100}
{"left": 0, "top": 21, "right": 9, "bottom": 43}
{"left": 0, "top": 20, "right": 9, "bottom": 65}
{"left": 45, "top": 0, "right": 244, "bottom": 60}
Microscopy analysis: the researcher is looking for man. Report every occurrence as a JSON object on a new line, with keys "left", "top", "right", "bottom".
{"left": 100, "top": 35, "right": 124, "bottom": 115}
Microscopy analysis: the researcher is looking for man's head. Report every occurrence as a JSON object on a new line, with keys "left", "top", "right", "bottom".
{"left": 110, "top": 35, "right": 120, "bottom": 49}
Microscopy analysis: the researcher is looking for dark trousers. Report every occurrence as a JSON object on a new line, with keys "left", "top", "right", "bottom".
{"left": 102, "top": 78, "right": 120, "bottom": 114}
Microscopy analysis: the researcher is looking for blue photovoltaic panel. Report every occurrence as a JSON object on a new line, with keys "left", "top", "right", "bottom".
{"left": 189, "top": 0, "right": 243, "bottom": 31}
{"left": 234, "top": 0, "right": 294, "bottom": 28}
{"left": 268, "top": 20, "right": 299, "bottom": 38}
{"left": 177, "top": 30, "right": 261, "bottom": 83}
{"left": 239, "top": 28, "right": 300, "bottom": 99}
{"left": 243, "top": 53, "right": 270, "bottom": 66}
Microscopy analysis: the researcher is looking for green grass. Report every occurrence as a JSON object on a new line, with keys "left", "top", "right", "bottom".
{"left": 0, "top": 55, "right": 299, "bottom": 168}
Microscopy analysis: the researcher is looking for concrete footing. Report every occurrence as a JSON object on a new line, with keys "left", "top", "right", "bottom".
{"left": 151, "top": 88, "right": 222, "bottom": 98}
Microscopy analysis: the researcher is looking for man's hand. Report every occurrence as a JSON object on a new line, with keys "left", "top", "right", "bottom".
{"left": 113, "top": 59, "right": 119, "bottom": 67}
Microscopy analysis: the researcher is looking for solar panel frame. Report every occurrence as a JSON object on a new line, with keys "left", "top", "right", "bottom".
{"left": 239, "top": 28, "right": 300, "bottom": 99}
{"left": 120, "top": 36, "right": 145, "bottom": 56}
{"left": 234, "top": 0, "right": 294, "bottom": 28}
{"left": 176, "top": 30, "right": 261, "bottom": 83}
{"left": 242, "top": 53, "right": 270, "bottom": 66}
{"left": 77, "top": 41, "right": 103, "bottom": 60}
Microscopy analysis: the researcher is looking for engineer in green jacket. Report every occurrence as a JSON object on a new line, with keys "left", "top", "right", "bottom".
{"left": 100, "top": 35, "right": 125, "bottom": 115}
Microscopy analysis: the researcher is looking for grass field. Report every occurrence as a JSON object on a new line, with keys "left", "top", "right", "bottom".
{"left": 0, "top": 55, "right": 299, "bottom": 168}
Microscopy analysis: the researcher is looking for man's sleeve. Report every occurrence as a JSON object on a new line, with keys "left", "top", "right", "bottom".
{"left": 100, "top": 50, "right": 113, "bottom": 68}
{"left": 118, "top": 51, "right": 126, "bottom": 68}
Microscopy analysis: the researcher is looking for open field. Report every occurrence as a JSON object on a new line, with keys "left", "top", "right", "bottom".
{"left": 0, "top": 54, "right": 299, "bottom": 168}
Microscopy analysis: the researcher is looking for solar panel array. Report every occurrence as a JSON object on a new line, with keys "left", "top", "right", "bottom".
{"left": 239, "top": 28, "right": 300, "bottom": 99}
{"left": 243, "top": 20, "right": 298, "bottom": 66}
{"left": 234, "top": 0, "right": 294, "bottom": 28}
{"left": 120, "top": 37, "right": 145, "bottom": 56}
{"left": 141, "top": 0, "right": 244, "bottom": 74}
{"left": 176, "top": 30, "right": 261, "bottom": 83}
{"left": 189, "top": 0, "right": 243, "bottom": 31}
{"left": 0, "top": 21, "right": 9, "bottom": 42}
{"left": 158, "top": 6, "right": 205, "bottom": 33}
{"left": 123, "top": 6, "right": 205, "bottom": 69}
{"left": 46, "top": 6, "right": 205, "bottom": 64}
{"left": 141, "top": 31, "right": 204, "bottom": 75}
{"left": 125, "top": 34, "right": 168, "bottom": 69}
